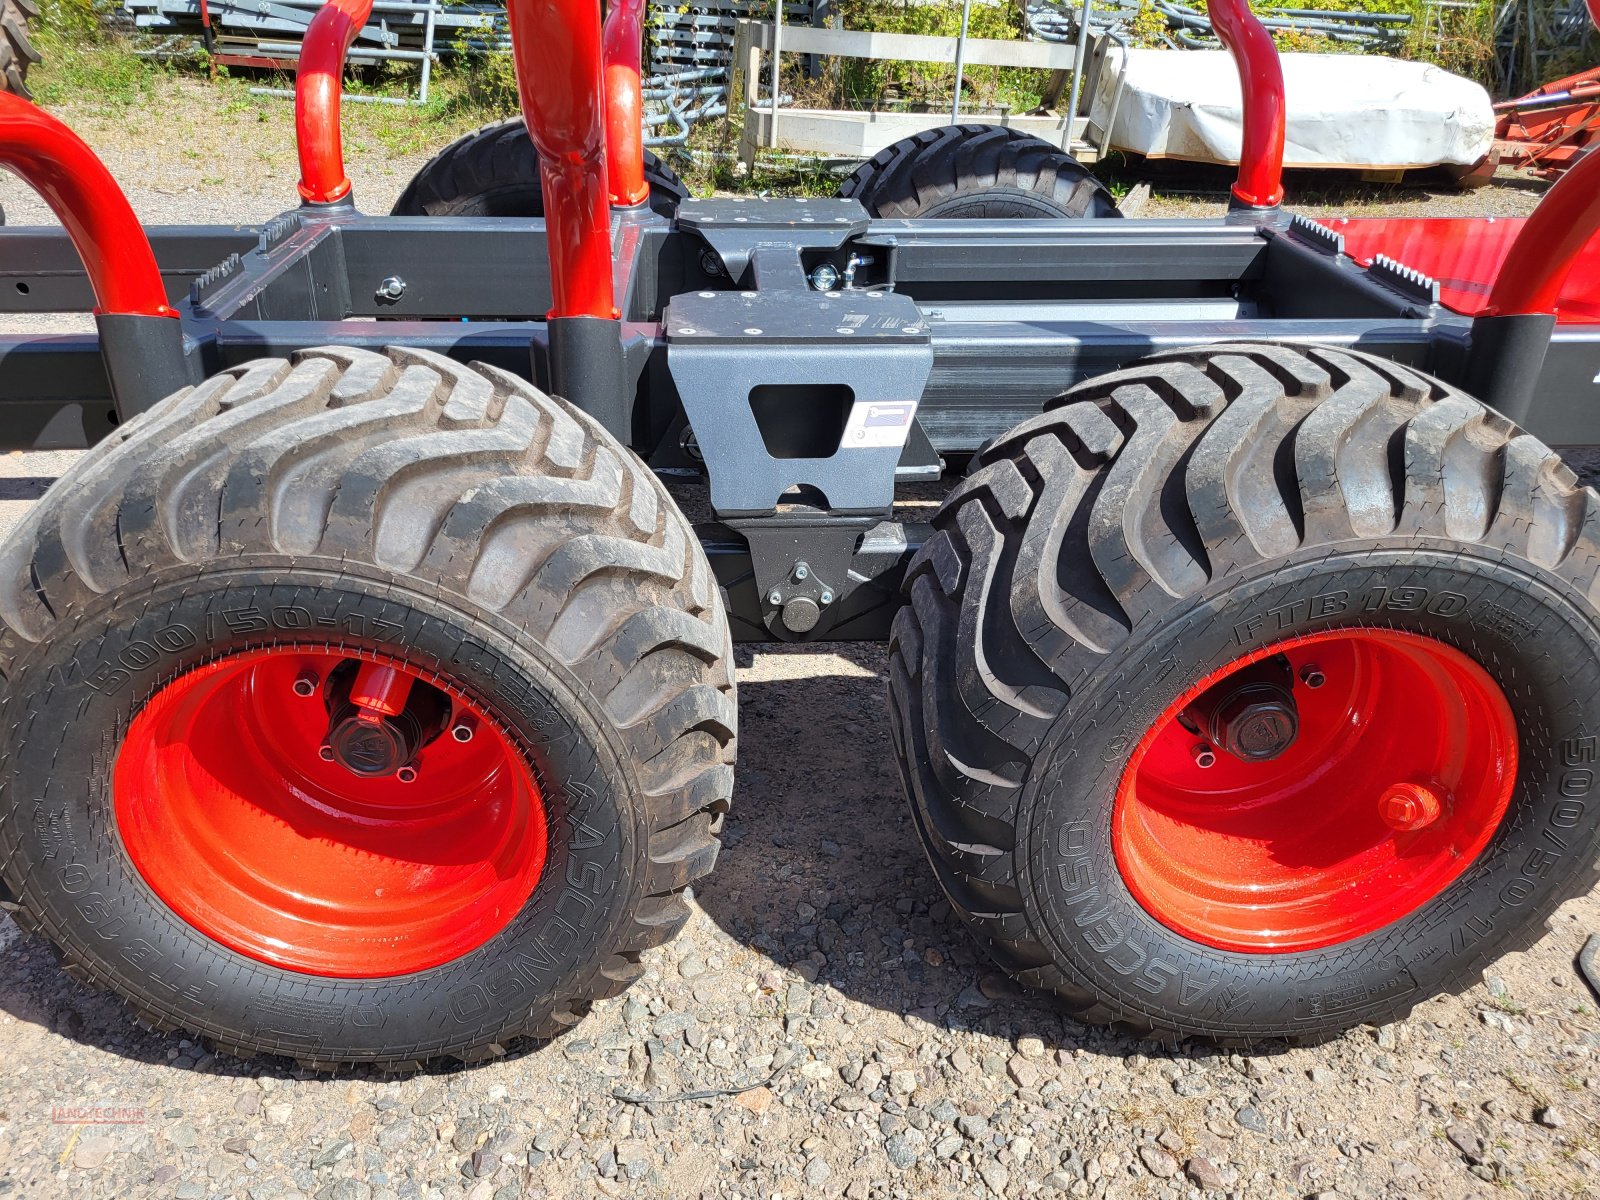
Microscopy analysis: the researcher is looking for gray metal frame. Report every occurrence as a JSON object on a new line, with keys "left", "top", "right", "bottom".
{"left": 1, "top": 200, "right": 1595, "bottom": 641}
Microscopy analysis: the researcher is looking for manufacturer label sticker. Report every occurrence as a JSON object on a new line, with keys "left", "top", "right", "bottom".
{"left": 842, "top": 401, "right": 917, "bottom": 449}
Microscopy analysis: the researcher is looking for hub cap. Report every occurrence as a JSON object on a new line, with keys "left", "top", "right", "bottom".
{"left": 1113, "top": 630, "right": 1518, "bottom": 952}
{"left": 114, "top": 649, "right": 547, "bottom": 978}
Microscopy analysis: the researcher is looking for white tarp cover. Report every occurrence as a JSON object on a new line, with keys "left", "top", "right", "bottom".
{"left": 1090, "top": 50, "right": 1495, "bottom": 169}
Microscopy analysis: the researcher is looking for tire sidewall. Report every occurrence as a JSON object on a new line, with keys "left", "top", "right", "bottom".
{"left": 0, "top": 563, "right": 641, "bottom": 1063}
{"left": 1021, "top": 547, "right": 1600, "bottom": 1037}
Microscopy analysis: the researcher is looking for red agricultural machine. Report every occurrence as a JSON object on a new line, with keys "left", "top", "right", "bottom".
{"left": 1493, "top": 64, "right": 1599, "bottom": 180}
{"left": 0, "top": 0, "right": 1597, "bottom": 1069}
{"left": 1484, "top": 0, "right": 1600, "bottom": 181}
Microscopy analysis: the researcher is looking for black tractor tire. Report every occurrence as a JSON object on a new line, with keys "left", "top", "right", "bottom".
{"left": 0, "top": 0, "right": 40, "bottom": 100}
{"left": 0, "top": 346, "right": 735, "bottom": 1069}
{"left": 888, "top": 343, "right": 1600, "bottom": 1044}
{"left": 392, "top": 116, "right": 691, "bottom": 218}
{"left": 839, "top": 124, "right": 1122, "bottom": 219}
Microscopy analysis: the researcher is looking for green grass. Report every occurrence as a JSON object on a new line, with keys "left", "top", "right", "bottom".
{"left": 26, "top": 21, "right": 519, "bottom": 158}
{"left": 28, "top": 32, "right": 164, "bottom": 110}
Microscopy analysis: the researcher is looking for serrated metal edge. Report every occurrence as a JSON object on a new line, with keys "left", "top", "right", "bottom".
{"left": 1369, "top": 253, "right": 1441, "bottom": 306}
{"left": 188, "top": 253, "right": 241, "bottom": 307}
{"left": 1286, "top": 212, "right": 1345, "bottom": 256}
{"left": 258, "top": 213, "right": 299, "bottom": 253}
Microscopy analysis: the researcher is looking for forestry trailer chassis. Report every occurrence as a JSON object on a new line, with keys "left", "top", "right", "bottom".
{"left": 0, "top": 0, "right": 1597, "bottom": 1067}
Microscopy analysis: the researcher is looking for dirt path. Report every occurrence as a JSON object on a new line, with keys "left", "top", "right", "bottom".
{"left": 0, "top": 77, "right": 1597, "bottom": 1200}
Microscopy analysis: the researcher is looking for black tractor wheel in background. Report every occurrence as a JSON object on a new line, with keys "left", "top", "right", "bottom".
{"left": 889, "top": 343, "right": 1600, "bottom": 1044}
{"left": 0, "top": 346, "right": 735, "bottom": 1069}
{"left": 1, "top": 0, "right": 40, "bottom": 100}
{"left": 839, "top": 124, "right": 1122, "bottom": 219}
{"left": 392, "top": 116, "right": 691, "bottom": 218}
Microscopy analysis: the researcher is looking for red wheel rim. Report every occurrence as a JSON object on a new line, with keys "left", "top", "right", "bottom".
{"left": 114, "top": 649, "right": 547, "bottom": 978}
{"left": 1113, "top": 630, "right": 1518, "bottom": 953}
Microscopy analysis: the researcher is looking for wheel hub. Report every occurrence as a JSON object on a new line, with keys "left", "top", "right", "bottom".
{"left": 318, "top": 660, "right": 449, "bottom": 780}
{"left": 1190, "top": 662, "right": 1299, "bottom": 764}
{"left": 113, "top": 648, "right": 547, "bottom": 978}
{"left": 325, "top": 716, "right": 412, "bottom": 776}
{"left": 1113, "top": 630, "right": 1518, "bottom": 953}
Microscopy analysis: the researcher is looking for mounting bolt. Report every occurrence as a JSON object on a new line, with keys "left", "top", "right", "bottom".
{"left": 1380, "top": 782, "right": 1443, "bottom": 831}
{"left": 767, "top": 588, "right": 783, "bottom": 606}
{"left": 780, "top": 596, "right": 821, "bottom": 634}
{"left": 396, "top": 764, "right": 419, "bottom": 784}
{"left": 318, "top": 744, "right": 335, "bottom": 762}
{"left": 292, "top": 668, "right": 319, "bottom": 698}
{"left": 451, "top": 716, "right": 477, "bottom": 744}
{"left": 793, "top": 561, "right": 810, "bottom": 581}
{"left": 375, "top": 275, "right": 407, "bottom": 302}
{"left": 1299, "top": 663, "right": 1326, "bottom": 689}
{"left": 1192, "top": 743, "right": 1217, "bottom": 769}
{"left": 809, "top": 263, "right": 841, "bottom": 292}
{"left": 819, "top": 589, "right": 834, "bottom": 605}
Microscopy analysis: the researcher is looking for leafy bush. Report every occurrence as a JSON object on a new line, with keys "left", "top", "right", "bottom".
{"left": 38, "top": 0, "right": 106, "bottom": 40}
{"left": 823, "top": 0, "right": 1050, "bottom": 114}
{"left": 1133, "top": 0, "right": 1497, "bottom": 85}
{"left": 439, "top": 35, "right": 521, "bottom": 115}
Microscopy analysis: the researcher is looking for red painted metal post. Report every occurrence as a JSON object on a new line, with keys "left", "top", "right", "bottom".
{"left": 0, "top": 93, "right": 175, "bottom": 318}
{"left": 295, "top": 0, "right": 374, "bottom": 205}
{"left": 1487, "top": 146, "right": 1600, "bottom": 317}
{"left": 1590, "top": 0, "right": 1600, "bottom": 32}
{"left": 1207, "top": 0, "right": 1287, "bottom": 209}
{"left": 602, "top": 0, "right": 649, "bottom": 207}
{"left": 505, "top": 0, "right": 617, "bottom": 319}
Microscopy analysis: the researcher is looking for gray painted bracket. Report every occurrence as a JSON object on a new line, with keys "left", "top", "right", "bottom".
{"left": 666, "top": 288, "right": 933, "bottom": 517}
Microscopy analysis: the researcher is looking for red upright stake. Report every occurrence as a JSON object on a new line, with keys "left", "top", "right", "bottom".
{"left": 295, "top": 0, "right": 375, "bottom": 205}
{"left": 1486, "top": 146, "right": 1600, "bottom": 317}
{"left": 1466, "top": 146, "right": 1600, "bottom": 424}
{"left": 1207, "top": 0, "right": 1287, "bottom": 209}
{"left": 602, "top": 0, "right": 649, "bottom": 208}
{"left": 506, "top": 0, "right": 618, "bottom": 319}
{"left": 0, "top": 93, "right": 175, "bottom": 318}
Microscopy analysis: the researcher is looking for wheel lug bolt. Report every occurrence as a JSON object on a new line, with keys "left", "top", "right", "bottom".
{"left": 1380, "top": 782, "right": 1443, "bottom": 831}
{"left": 1299, "top": 664, "right": 1325, "bottom": 689}
{"left": 396, "top": 765, "right": 419, "bottom": 784}
{"left": 293, "top": 668, "right": 320, "bottom": 698}
{"left": 318, "top": 744, "right": 335, "bottom": 761}
{"left": 1192, "top": 743, "right": 1217, "bottom": 769}
{"left": 451, "top": 717, "right": 477, "bottom": 743}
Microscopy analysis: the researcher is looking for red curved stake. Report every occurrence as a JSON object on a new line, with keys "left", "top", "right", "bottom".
{"left": 602, "top": 0, "right": 649, "bottom": 207}
{"left": 1208, "top": 0, "right": 1287, "bottom": 209}
{"left": 506, "top": 0, "right": 617, "bottom": 319}
{"left": 0, "top": 93, "right": 176, "bottom": 318}
{"left": 1486, "top": 144, "right": 1600, "bottom": 316}
{"left": 295, "top": 0, "right": 374, "bottom": 205}
{"left": 1590, "top": 0, "right": 1600, "bottom": 32}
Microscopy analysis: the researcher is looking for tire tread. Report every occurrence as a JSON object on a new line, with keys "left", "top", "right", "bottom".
{"left": 839, "top": 123, "right": 1121, "bottom": 220}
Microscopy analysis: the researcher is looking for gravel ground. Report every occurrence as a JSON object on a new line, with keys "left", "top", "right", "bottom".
{"left": 2, "top": 81, "right": 1600, "bottom": 1200}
